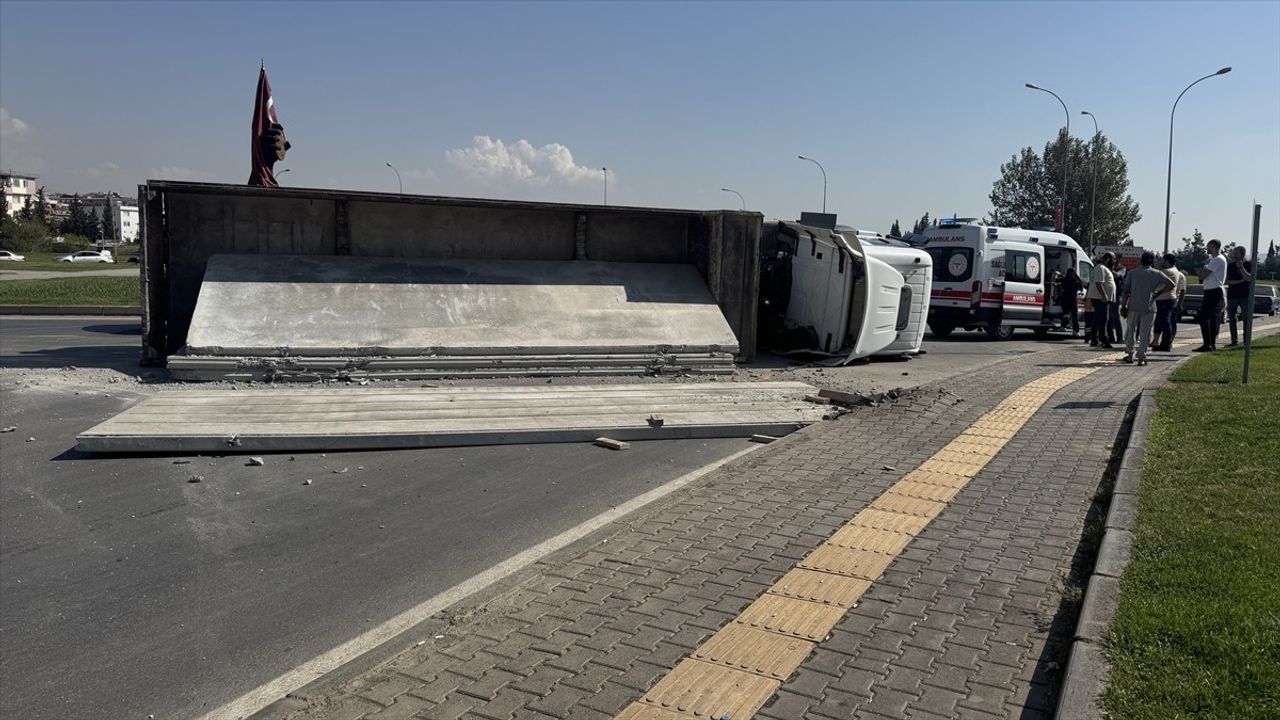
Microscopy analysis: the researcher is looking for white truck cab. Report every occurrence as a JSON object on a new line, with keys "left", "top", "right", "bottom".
{"left": 923, "top": 220, "right": 1091, "bottom": 340}
{"left": 836, "top": 226, "right": 933, "bottom": 357}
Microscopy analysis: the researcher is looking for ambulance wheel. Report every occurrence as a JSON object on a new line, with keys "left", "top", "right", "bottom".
{"left": 985, "top": 322, "right": 1015, "bottom": 340}
{"left": 929, "top": 322, "right": 955, "bottom": 338}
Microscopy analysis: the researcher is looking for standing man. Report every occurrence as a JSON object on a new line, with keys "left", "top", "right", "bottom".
{"left": 1087, "top": 252, "right": 1116, "bottom": 349}
{"left": 1121, "top": 251, "right": 1176, "bottom": 365}
{"left": 1224, "top": 246, "right": 1253, "bottom": 347}
{"left": 1059, "top": 266, "right": 1084, "bottom": 336}
{"left": 1109, "top": 262, "right": 1127, "bottom": 345}
{"left": 1153, "top": 252, "right": 1186, "bottom": 351}
{"left": 1196, "top": 239, "right": 1228, "bottom": 352}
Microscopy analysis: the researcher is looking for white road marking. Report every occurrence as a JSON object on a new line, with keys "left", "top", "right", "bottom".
{"left": 198, "top": 443, "right": 762, "bottom": 720}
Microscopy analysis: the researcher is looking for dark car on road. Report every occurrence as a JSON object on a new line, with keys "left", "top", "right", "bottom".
{"left": 1256, "top": 285, "right": 1278, "bottom": 316}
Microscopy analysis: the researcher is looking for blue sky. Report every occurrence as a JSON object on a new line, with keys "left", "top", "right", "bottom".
{"left": 2, "top": 1, "right": 1277, "bottom": 250}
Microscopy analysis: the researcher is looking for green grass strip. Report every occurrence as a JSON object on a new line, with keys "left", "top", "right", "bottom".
{"left": 0, "top": 276, "right": 140, "bottom": 306}
{"left": 1105, "top": 335, "right": 1280, "bottom": 719}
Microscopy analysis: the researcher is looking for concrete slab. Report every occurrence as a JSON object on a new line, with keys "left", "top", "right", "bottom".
{"left": 76, "top": 381, "right": 828, "bottom": 453}
{"left": 183, "top": 255, "right": 740, "bottom": 357}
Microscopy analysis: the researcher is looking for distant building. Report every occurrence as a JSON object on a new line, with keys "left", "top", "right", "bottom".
{"left": 81, "top": 192, "right": 141, "bottom": 244}
{"left": 2, "top": 170, "right": 39, "bottom": 218}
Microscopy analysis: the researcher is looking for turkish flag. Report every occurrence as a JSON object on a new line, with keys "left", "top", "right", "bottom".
{"left": 248, "top": 67, "right": 283, "bottom": 187}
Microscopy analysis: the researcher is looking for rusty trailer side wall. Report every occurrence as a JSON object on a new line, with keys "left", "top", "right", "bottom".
{"left": 138, "top": 182, "right": 760, "bottom": 364}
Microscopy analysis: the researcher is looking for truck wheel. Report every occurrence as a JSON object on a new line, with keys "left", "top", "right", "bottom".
{"left": 985, "top": 322, "right": 1015, "bottom": 340}
{"left": 929, "top": 322, "right": 954, "bottom": 338}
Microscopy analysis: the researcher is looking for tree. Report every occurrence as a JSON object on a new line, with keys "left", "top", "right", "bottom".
{"left": 100, "top": 207, "right": 115, "bottom": 243}
{"left": 33, "top": 186, "right": 50, "bottom": 228}
{"left": 888, "top": 219, "right": 902, "bottom": 238}
{"left": 1171, "top": 229, "right": 1209, "bottom": 274}
{"left": 910, "top": 213, "right": 932, "bottom": 235}
{"left": 59, "top": 195, "right": 98, "bottom": 238}
{"left": 0, "top": 214, "right": 52, "bottom": 252}
{"left": 988, "top": 129, "right": 1141, "bottom": 248}
{"left": 1266, "top": 240, "right": 1278, "bottom": 279}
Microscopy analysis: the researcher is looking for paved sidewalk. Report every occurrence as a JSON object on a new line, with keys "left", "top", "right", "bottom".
{"left": 244, "top": 337, "right": 1243, "bottom": 720}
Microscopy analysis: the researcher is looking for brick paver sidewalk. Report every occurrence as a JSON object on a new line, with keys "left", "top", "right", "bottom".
{"left": 251, "top": 337, "right": 1231, "bottom": 720}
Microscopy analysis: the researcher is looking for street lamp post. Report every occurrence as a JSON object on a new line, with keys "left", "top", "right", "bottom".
{"left": 1162, "top": 67, "right": 1232, "bottom": 254}
{"left": 721, "top": 187, "right": 746, "bottom": 211}
{"left": 602, "top": 167, "right": 608, "bottom": 205}
{"left": 385, "top": 162, "right": 402, "bottom": 194}
{"left": 1025, "top": 83, "right": 1070, "bottom": 233}
{"left": 797, "top": 155, "right": 827, "bottom": 213}
{"left": 1080, "top": 111, "right": 1099, "bottom": 252}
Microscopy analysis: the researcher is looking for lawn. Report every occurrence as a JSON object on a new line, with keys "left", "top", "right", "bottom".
{"left": 0, "top": 251, "right": 139, "bottom": 271}
{"left": 0, "top": 276, "right": 140, "bottom": 306}
{"left": 1105, "top": 335, "right": 1280, "bottom": 719}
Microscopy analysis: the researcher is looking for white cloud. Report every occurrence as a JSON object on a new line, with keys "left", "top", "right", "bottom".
{"left": 0, "top": 107, "right": 29, "bottom": 138}
{"left": 149, "top": 166, "right": 216, "bottom": 181}
{"left": 446, "top": 136, "right": 604, "bottom": 186}
{"left": 74, "top": 162, "right": 120, "bottom": 178}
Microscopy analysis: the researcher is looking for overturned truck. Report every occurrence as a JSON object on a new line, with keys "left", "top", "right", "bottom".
{"left": 138, "top": 182, "right": 909, "bottom": 381}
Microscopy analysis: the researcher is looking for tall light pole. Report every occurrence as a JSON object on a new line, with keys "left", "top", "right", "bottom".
{"left": 1025, "top": 83, "right": 1070, "bottom": 233}
{"left": 385, "top": 162, "right": 402, "bottom": 193}
{"left": 1162, "top": 66, "right": 1232, "bottom": 254}
{"left": 1080, "top": 110, "right": 1099, "bottom": 252}
{"left": 721, "top": 187, "right": 745, "bottom": 210}
{"left": 602, "top": 167, "right": 608, "bottom": 205}
{"left": 797, "top": 155, "right": 827, "bottom": 213}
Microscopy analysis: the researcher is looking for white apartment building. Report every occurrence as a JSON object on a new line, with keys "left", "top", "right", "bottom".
{"left": 83, "top": 194, "right": 141, "bottom": 243}
{"left": 2, "top": 170, "right": 39, "bottom": 218}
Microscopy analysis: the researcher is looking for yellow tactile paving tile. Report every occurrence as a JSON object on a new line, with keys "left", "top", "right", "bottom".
{"left": 900, "top": 468, "right": 973, "bottom": 489}
{"left": 799, "top": 544, "right": 899, "bottom": 580}
{"left": 917, "top": 456, "right": 986, "bottom": 477}
{"left": 849, "top": 507, "right": 935, "bottom": 535}
{"left": 931, "top": 447, "right": 998, "bottom": 469}
{"left": 769, "top": 568, "right": 872, "bottom": 607}
{"left": 641, "top": 659, "right": 780, "bottom": 719}
{"left": 615, "top": 703, "right": 694, "bottom": 720}
{"left": 867, "top": 491, "right": 947, "bottom": 518}
{"left": 826, "top": 524, "right": 914, "bottom": 554}
{"left": 692, "top": 624, "right": 816, "bottom": 680}
{"left": 890, "top": 479, "right": 963, "bottom": 504}
{"left": 735, "top": 594, "right": 849, "bottom": 641}
{"left": 941, "top": 437, "right": 1005, "bottom": 458}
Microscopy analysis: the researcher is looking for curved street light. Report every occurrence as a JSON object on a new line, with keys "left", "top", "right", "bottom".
{"left": 797, "top": 155, "right": 827, "bottom": 213}
{"left": 1026, "top": 83, "right": 1070, "bottom": 233}
{"left": 1162, "top": 66, "right": 1232, "bottom": 253}
{"left": 385, "top": 162, "right": 402, "bottom": 194}
{"left": 1080, "top": 111, "right": 1099, "bottom": 252}
{"left": 721, "top": 187, "right": 746, "bottom": 211}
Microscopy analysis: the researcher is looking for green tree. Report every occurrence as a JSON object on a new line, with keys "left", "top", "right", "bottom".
{"left": 33, "top": 186, "right": 50, "bottom": 228}
{"left": 888, "top": 219, "right": 902, "bottom": 238}
{"left": 59, "top": 195, "right": 98, "bottom": 238}
{"left": 910, "top": 213, "right": 932, "bottom": 235}
{"left": 0, "top": 214, "right": 52, "bottom": 252}
{"left": 988, "top": 129, "right": 1141, "bottom": 248}
{"left": 100, "top": 207, "right": 115, "bottom": 243}
{"left": 1172, "top": 229, "right": 1209, "bottom": 275}
{"left": 1266, "top": 240, "right": 1278, "bottom": 279}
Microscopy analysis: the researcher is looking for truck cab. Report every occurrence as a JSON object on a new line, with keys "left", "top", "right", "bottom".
{"left": 923, "top": 220, "right": 1090, "bottom": 340}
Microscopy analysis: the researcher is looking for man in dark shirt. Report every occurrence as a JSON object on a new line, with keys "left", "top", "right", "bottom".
{"left": 1225, "top": 246, "right": 1253, "bottom": 346}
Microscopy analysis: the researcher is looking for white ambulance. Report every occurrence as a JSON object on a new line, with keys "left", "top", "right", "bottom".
{"left": 923, "top": 220, "right": 1091, "bottom": 340}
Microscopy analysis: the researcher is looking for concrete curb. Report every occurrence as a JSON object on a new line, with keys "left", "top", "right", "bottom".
{"left": 0, "top": 304, "right": 140, "bottom": 316}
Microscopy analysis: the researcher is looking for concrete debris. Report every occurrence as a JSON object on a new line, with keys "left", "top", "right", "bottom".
{"left": 594, "top": 437, "right": 630, "bottom": 451}
{"left": 646, "top": 414, "right": 664, "bottom": 427}
{"left": 226, "top": 434, "right": 242, "bottom": 447}
{"left": 750, "top": 434, "right": 779, "bottom": 444}
{"left": 26, "top": 437, "right": 35, "bottom": 442}
{"left": 303, "top": 479, "right": 313, "bottom": 485}
{"left": 188, "top": 475, "right": 204, "bottom": 483}
{"left": 0, "top": 426, "right": 16, "bottom": 433}
{"left": 882, "top": 465, "right": 898, "bottom": 472}
{"left": 173, "top": 459, "right": 192, "bottom": 465}
{"left": 803, "top": 394, "right": 832, "bottom": 405}
{"left": 247, "top": 457, "right": 265, "bottom": 466}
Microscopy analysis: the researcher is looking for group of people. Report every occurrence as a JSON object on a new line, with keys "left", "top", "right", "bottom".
{"left": 1068, "top": 239, "right": 1253, "bottom": 366}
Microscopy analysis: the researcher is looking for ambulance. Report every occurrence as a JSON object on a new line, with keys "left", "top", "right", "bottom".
{"left": 923, "top": 219, "right": 1091, "bottom": 340}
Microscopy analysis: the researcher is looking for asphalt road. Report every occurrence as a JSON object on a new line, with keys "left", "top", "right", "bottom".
{"left": 0, "top": 319, "right": 752, "bottom": 719}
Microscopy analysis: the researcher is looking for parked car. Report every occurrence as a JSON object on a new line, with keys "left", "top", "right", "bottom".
{"left": 0, "top": 250, "right": 26, "bottom": 261}
{"left": 57, "top": 250, "right": 115, "bottom": 263}
{"left": 1255, "top": 285, "right": 1278, "bottom": 316}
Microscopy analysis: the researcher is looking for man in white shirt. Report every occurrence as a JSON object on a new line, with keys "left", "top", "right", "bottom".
{"left": 1085, "top": 252, "right": 1117, "bottom": 348}
{"left": 1196, "top": 239, "right": 1227, "bottom": 352}
{"left": 1153, "top": 252, "right": 1187, "bottom": 351}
